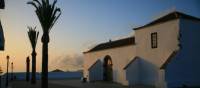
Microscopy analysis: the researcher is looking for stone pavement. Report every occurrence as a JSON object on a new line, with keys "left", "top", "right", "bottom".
{"left": 9, "top": 79, "right": 155, "bottom": 88}
{"left": 0, "top": 77, "right": 12, "bottom": 88}
{"left": 9, "top": 79, "right": 128, "bottom": 88}
{"left": 10, "top": 80, "right": 77, "bottom": 88}
{"left": 49, "top": 79, "right": 128, "bottom": 88}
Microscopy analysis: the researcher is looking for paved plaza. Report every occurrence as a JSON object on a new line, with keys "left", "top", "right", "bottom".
{"left": 7, "top": 79, "right": 155, "bottom": 88}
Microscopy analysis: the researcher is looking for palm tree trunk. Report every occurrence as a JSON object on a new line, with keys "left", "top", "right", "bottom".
{"left": 41, "top": 34, "right": 49, "bottom": 88}
{"left": 31, "top": 50, "right": 37, "bottom": 84}
{"left": 26, "top": 57, "right": 30, "bottom": 82}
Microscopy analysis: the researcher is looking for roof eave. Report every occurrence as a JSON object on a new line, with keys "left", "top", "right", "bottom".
{"left": 84, "top": 37, "right": 135, "bottom": 53}
{"left": 133, "top": 11, "right": 200, "bottom": 31}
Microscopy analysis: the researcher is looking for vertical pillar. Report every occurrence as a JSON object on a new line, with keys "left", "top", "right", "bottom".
{"left": 11, "top": 62, "right": 13, "bottom": 81}
{"left": 156, "top": 70, "right": 167, "bottom": 88}
{"left": 26, "top": 57, "right": 30, "bottom": 82}
{"left": 6, "top": 55, "right": 9, "bottom": 87}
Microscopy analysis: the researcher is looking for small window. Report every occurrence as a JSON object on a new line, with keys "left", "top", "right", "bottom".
{"left": 151, "top": 32, "right": 158, "bottom": 48}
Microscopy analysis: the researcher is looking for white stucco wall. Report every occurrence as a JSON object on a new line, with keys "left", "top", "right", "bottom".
{"left": 125, "top": 58, "right": 167, "bottom": 88}
{"left": 134, "top": 19, "right": 179, "bottom": 86}
{"left": 125, "top": 58, "right": 140, "bottom": 86}
{"left": 166, "top": 19, "right": 200, "bottom": 88}
{"left": 84, "top": 45, "right": 136, "bottom": 85}
{"left": 84, "top": 18, "right": 183, "bottom": 87}
{"left": 88, "top": 60, "right": 103, "bottom": 81}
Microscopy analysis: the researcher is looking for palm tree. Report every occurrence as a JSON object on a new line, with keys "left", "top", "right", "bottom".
{"left": 27, "top": 0, "right": 61, "bottom": 88}
{"left": 27, "top": 26, "right": 39, "bottom": 84}
{"left": 26, "top": 56, "right": 30, "bottom": 82}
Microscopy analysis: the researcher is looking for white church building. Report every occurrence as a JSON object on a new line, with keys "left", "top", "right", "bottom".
{"left": 83, "top": 11, "right": 200, "bottom": 88}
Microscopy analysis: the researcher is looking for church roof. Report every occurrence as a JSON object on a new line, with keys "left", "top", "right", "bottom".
{"left": 84, "top": 37, "right": 135, "bottom": 53}
{"left": 134, "top": 11, "right": 200, "bottom": 30}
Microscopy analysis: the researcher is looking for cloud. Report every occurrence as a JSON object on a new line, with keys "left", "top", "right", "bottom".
{"left": 81, "top": 41, "right": 98, "bottom": 52}
{"left": 50, "top": 54, "right": 84, "bottom": 72}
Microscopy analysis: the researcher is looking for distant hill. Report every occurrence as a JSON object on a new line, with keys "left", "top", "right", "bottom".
{"left": 3, "top": 71, "right": 83, "bottom": 80}
{"left": 51, "top": 69, "right": 64, "bottom": 72}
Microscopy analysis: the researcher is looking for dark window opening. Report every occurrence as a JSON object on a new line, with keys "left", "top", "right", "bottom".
{"left": 103, "top": 55, "right": 113, "bottom": 81}
{"left": 151, "top": 32, "right": 158, "bottom": 48}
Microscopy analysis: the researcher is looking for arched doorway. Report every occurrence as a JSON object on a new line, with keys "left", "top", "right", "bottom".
{"left": 103, "top": 55, "right": 113, "bottom": 81}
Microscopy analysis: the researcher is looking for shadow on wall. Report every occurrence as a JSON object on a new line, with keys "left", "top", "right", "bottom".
{"left": 88, "top": 60, "right": 103, "bottom": 81}
{"left": 139, "top": 58, "right": 158, "bottom": 86}
{"left": 125, "top": 57, "right": 159, "bottom": 87}
{"left": 112, "top": 69, "right": 118, "bottom": 83}
{"left": 166, "top": 19, "right": 200, "bottom": 87}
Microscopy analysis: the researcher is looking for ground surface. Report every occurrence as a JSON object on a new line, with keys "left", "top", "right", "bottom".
{"left": 4, "top": 79, "right": 199, "bottom": 88}
{"left": 10, "top": 79, "right": 128, "bottom": 88}
{"left": 8, "top": 79, "right": 156, "bottom": 88}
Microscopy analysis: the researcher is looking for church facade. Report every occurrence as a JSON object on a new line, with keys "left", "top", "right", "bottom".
{"left": 83, "top": 11, "right": 200, "bottom": 88}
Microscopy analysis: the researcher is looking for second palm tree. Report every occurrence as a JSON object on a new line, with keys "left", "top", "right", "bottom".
{"left": 28, "top": 0, "right": 61, "bottom": 88}
{"left": 27, "top": 26, "right": 39, "bottom": 84}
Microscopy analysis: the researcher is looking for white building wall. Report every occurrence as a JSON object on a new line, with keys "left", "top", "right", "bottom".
{"left": 88, "top": 60, "right": 103, "bottom": 81}
{"left": 134, "top": 19, "right": 179, "bottom": 86}
{"left": 139, "top": 58, "right": 159, "bottom": 86}
{"left": 125, "top": 58, "right": 139, "bottom": 86}
{"left": 165, "top": 19, "right": 200, "bottom": 87}
{"left": 84, "top": 45, "right": 136, "bottom": 85}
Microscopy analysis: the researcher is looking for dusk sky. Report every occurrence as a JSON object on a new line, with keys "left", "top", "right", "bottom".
{"left": 0, "top": 0, "right": 199, "bottom": 72}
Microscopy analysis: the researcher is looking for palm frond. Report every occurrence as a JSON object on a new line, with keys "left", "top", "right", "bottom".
{"left": 27, "top": 2, "right": 39, "bottom": 10}
{"left": 27, "top": 26, "right": 39, "bottom": 49}
{"left": 49, "top": 8, "right": 61, "bottom": 31}
{"left": 33, "top": 0, "right": 42, "bottom": 7}
{"left": 28, "top": 0, "right": 61, "bottom": 33}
